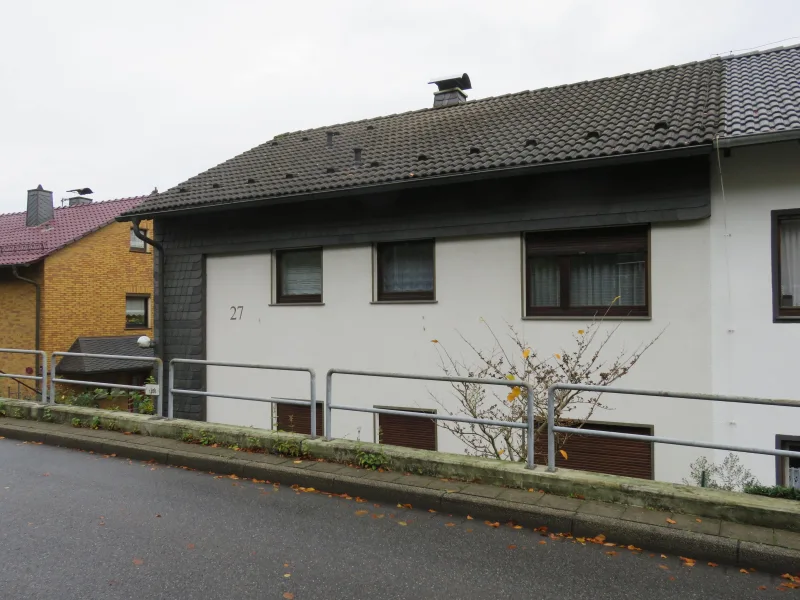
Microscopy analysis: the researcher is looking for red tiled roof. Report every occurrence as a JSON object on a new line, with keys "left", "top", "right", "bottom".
{"left": 0, "top": 197, "right": 147, "bottom": 266}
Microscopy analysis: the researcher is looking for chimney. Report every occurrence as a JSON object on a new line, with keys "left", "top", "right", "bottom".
{"left": 428, "top": 73, "right": 472, "bottom": 108}
{"left": 26, "top": 185, "right": 54, "bottom": 227}
{"left": 68, "top": 196, "right": 93, "bottom": 207}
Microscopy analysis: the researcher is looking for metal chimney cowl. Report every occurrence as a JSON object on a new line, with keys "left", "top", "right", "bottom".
{"left": 428, "top": 73, "right": 472, "bottom": 108}
{"left": 26, "top": 185, "right": 54, "bottom": 227}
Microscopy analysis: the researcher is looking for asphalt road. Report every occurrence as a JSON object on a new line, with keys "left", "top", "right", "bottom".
{"left": 0, "top": 438, "right": 795, "bottom": 599}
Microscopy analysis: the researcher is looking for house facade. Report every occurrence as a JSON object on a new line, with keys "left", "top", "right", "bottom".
{"left": 0, "top": 189, "right": 155, "bottom": 395}
{"left": 121, "top": 46, "right": 800, "bottom": 485}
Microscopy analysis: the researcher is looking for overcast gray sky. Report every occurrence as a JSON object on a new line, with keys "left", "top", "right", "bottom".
{"left": 1, "top": 0, "right": 798, "bottom": 213}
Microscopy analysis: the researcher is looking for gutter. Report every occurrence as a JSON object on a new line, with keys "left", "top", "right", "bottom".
{"left": 10, "top": 266, "right": 42, "bottom": 395}
{"left": 715, "top": 128, "right": 800, "bottom": 148}
{"left": 130, "top": 219, "right": 166, "bottom": 414}
{"left": 117, "top": 144, "right": 712, "bottom": 221}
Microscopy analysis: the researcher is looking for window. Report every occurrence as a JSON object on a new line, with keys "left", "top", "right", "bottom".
{"left": 125, "top": 296, "right": 149, "bottom": 328}
{"left": 777, "top": 437, "right": 800, "bottom": 489}
{"left": 773, "top": 210, "right": 800, "bottom": 321}
{"left": 130, "top": 228, "right": 146, "bottom": 252}
{"left": 275, "top": 248, "right": 322, "bottom": 304}
{"left": 376, "top": 240, "right": 435, "bottom": 301}
{"left": 525, "top": 226, "right": 649, "bottom": 317}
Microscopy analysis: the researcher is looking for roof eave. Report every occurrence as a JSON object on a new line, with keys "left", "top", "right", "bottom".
{"left": 715, "top": 128, "right": 800, "bottom": 148}
{"left": 118, "top": 144, "right": 713, "bottom": 221}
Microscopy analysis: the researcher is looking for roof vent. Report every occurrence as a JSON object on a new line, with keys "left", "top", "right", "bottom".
{"left": 428, "top": 73, "right": 471, "bottom": 108}
{"left": 653, "top": 121, "right": 669, "bottom": 132}
{"left": 525, "top": 138, "right": 538, "bottom": 148}
{"left": 469, "top": 146, "right": 481, "bottom": 155}
{"left": 302, "top": 136, "right": 309, "bottom": 141}
{"left": 26, "top": 185, "right": 54, "bottom": 227}
{"left": 326, "top": 167, "right": 336, "bottom": 174}
{"left": 585, "top": 130, "right": 600, "bottom": 141}
{"left": 354, "top": 148, "right": 363, "bottom": 165}
{"left": 366, "top": 125, "right": 375, "bottom": 131}
{"left": 285, "top": 173, "right": 294, "bottom": 179}
{"left": 247, "top": 178, "right": 257, "bottom": 184}
{"left": 369, "top": 161, "right": 381, "bottom": 168}
{"left": 326, "top": 131, "right": 340, "bottom": 148}
{"left": 417, "top": 154, "right": 428, "bottom": 161}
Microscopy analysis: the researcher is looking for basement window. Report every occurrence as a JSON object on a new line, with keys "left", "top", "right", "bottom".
{"left": 130, "top": 228, "right": 147, "bottom": 252}
{"left": 275, "top": 248, "right": 323, "bottom": 304}
{"left": 125, "top": 295, "right": 149, "bottom": 329}
{"left": 375, "top": 240, "right": 435, "bottom": 302}
{"left": 525, "top": 226, "right": 649, "bottom": 317}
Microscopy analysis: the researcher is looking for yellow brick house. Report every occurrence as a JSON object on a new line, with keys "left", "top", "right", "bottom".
{"left": 0, "top": 186, "right": 154, "bottom": 398}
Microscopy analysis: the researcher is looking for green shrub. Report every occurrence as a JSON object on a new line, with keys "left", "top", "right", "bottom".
{"left": 744, "top": 484, "right": 800, "bottom": 501}
{"left": 355, "top": 443, "right": 388, "bottom": 470}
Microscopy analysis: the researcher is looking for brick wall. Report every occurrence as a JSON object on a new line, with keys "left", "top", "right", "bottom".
{"left": 41, "top": 220, "right": 154, "bottom": 355}
{"left": 0, "top": 264, "right": 42, "bottom": 394}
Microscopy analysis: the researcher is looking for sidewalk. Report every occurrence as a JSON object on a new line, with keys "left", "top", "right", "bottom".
{"left": 0, "top": 417, "right": 798, "bottom": 574}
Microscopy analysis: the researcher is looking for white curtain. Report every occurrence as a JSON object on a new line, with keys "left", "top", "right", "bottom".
{"left": 381, "top": 242, "right": 433, "bottom": 292}
{"left": 281, "top": 250, "right": 322, "bottom": 295}
{"left": 528, "top": 257, "right": 560, "bottom": 306}
{"left": 780, "top": 219, "right": 800, "bottom": 307}
{"left": 126, "top": 297, "right": 146, "bottom": 324}
{"left": 569, "top": 253, "right": 645, "bottom": 307}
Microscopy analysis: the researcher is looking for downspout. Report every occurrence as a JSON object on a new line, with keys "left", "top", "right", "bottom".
{"left": 11, "top": 265, "right": 42, "bottom": 397}
{"left": 131, "top": 218, "right": 166, "bottom": 414}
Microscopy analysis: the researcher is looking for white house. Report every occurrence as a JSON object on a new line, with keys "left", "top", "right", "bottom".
{"left": 120, "top": 46, "right": 800, "bottom": 486}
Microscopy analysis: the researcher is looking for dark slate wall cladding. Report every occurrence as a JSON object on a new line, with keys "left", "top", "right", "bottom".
{"left": 155, "top": 156, "right": 710, "bottom": 419}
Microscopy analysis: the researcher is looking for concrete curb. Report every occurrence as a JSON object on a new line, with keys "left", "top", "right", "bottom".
{"left": 1, "top": 419, "right": 798, "bottom": 574}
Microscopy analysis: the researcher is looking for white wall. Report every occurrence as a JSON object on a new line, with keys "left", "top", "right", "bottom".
{"left": 710, "top": 141, "right": 800, "bottom": 484}
{"left": 206, "top": 219, "right": 713, "bottom": 483}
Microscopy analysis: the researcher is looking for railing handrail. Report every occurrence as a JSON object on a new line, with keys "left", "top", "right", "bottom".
{"left": 168, "top": 359, "right": 317, "bottom": 438}
{"left": 50, "top": 352, "right": 163, "bottom": 415}
{"left": 0, "top": 349, "right": 48, "bottom": 402}
{"left": 325, "top": 368, "right": 536, "bottom": 469}
{"left": 546, "top": 383, "right": 800, "bottom": 472}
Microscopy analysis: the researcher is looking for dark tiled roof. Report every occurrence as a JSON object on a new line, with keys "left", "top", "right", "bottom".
{"left": 123, "top": 58, "right": 724, "bottom": 217}
{"left": 56, "top": 336, "right": 155, "bottom": 375}
{"left": 0, "top": 197, "right": 147, "bottom": 266}
{"left": 721, "top": 44, "right": 800, "bottom": 138}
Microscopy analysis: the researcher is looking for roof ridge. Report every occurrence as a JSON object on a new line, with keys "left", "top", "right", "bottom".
{"left": 0, "top": 195, "right": 147, "bottom": 218}
{"left": 718, "top": 41, "right": 800, "bottom": 61}
{"left": 269, "top": 56, "right": 725, "bottom": 141}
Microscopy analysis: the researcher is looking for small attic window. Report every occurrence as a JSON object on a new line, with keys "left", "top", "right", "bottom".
{"left": 525, "top": 138, "right": 538, "bottom": 148}
{"left": 354, "top": 148, "right": 363, "bottom": 165}
{"left": 654, "top": 121, "right": 669, "bottom": 132}
{"left": 417, "top": 154, "right": 428, "bottom": 161}
{"left": 247, "top": 178, "right": 257, "bottom": 184}
{"left": 469, "top": 146, "right": 481, "bottom": 155}
{"left": 285, "top": 173, "right": 295, "bottom": 179}
{"left": 326, "top": 167, "right": 336, "bottom": 174}
{"left": 369, "top": 161, "right": 381, "bottom": 168}
{"left": 585, "top": 131, "right": 600, "bottom": 141}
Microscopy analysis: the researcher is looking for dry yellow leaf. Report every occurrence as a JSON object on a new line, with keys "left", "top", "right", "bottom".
{"left": 554, "top": 353, "right": 561, "bottom": 360}
{"left": 445, "top": 523, "right": 455, "bottom": 527}
{"left": 559, "top": 449, "right": 568, "bottom": 460}
{"left": 354, "top": 510, "right": 368, "bottom": 516}
{"left": 578, "top": 329, "right": 585, "bottom": 335}
{"left": 739, "top": 569, "right": 749, "bottom": 575}
{"left": 430, "top": 339, "right": 439, "bottom": 343}
{"left": 466, "top": 515, "right": 474, "bottom": 520}
{"left": 523, "top": 348, "right": 531, "bottom": 359}
{"left": 283, "top": 593, "right": 295, "bottom": 599}
{"left": 707, "top": 562, "right": 718, "bottom": 568}
{"left": 397, "top": 521, "right": 408, "bottom": 526}
{"left": 666, "top": 518, "right": 677, "bottom": 524}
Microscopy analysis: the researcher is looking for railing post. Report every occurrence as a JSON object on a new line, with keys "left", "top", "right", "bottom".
{"left": 325, "top": 370, "right": 333, "bottom": 441}
{"left": 50, "top": 354, "right": 57, "bottom": 406}
{"left": 155, "top": 358, "right": 164, "bottom": 417}
{"left": 524, "top": 383, "right": 535, "bottom": 470}
{"left": 168, "top": 360, "right": 175, "bottom": 419}
{"left": 309, "top": 369, "right": 317, "bottom": 440}
{"left": 40, "top": 351, "right": 48, "bottom": 403}
{"left": 547, "top": 386, "right": 556, "bottom": 472}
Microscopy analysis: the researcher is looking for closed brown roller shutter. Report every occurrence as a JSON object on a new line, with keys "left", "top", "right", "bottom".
{"left": 276, "top": 402, "right": 324, "bottom": 436}
{"left": 534, "top": 422, "right": 653, "bottom": 480}
{"left": 378, "top": 410, "right": 437, "bottom": 451}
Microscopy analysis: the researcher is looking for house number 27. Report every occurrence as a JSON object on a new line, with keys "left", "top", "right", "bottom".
{"left": 229, "top": 306, "right": 244, "bottom": 320}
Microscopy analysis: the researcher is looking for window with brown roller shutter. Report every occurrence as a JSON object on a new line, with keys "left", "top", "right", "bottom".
{"left": 534, "top": 421, "right": 653, "bottom": 480}
{"left": 377, "top": 408, "right": 437, "bottom": 451}
{"left": 275, "top": 402, "right": 324, "bottom": 435}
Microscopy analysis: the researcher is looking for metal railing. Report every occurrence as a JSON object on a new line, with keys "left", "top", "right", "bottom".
{"left": 169, "top": 359, "right": 318, "bottom": 438}
{"left": 325, "top": 368, "right": 536, "bottom": 469}
{"left": 0, "top": 349, "right": 47, "bottom": 402}
{"left": 50, "top": 352, "right": 164, "bottom": 414}
{"left": 546, "top": 383, "right": 800, "bottom": 472}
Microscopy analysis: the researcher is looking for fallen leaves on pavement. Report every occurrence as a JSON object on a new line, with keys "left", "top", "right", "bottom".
{"left": 484, "top": 521, "right": 500, "bottom": 528}
{"left": 739, "top": 569, "right": 749, "bottom": 575}
{"left": 283, "top": 593, "right": 294, "bottom": 599}
{"left": 508, "top": 545, "right": 517, "bottom": 550}
{"left": 132, "top": 558, "right": 144, "bottom": 566}
{"left": 397, "top": 521, "right": 407, "bottom": 526}
{"left": 707, "top": 562, "right": 718, "bottom": 568}
{"left": 466, "top": 515, "right": 473, "bottom": 520}
{"left": 445, "top": 523, "right": 455, "bottom": 527}
{"left": 186, "top": 543, "right": 195, "bottom": 550}
{"left": 679, "top": 557, "right": 696, "bottom": 567}
{"left": 354, "top": 510, "right": 369, "bottom": 516}
{"left": 666, "top": 518, "right": 677, "bottom": 524}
